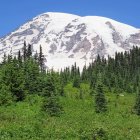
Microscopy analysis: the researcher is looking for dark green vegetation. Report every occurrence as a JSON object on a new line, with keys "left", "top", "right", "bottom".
{"left": 1, "top": 43, "right": 140, "bottom": 139}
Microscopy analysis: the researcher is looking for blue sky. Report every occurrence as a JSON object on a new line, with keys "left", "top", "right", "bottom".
{"left": 0, "top": 0, "right": 139, "bottom": 37}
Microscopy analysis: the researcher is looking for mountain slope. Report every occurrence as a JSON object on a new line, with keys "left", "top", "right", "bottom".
{"left": 0, "top": 12, "right": 140, "bottom": 70}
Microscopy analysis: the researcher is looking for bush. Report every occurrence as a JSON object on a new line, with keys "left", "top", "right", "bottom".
{"left": 79, "top": 127, "right": 108, "bottom": 140}
{"left": 0, "top": 85, "right": 13, "bottom": 106}
{"left": 42, "top": 95, "right": 63, "bottom": 117}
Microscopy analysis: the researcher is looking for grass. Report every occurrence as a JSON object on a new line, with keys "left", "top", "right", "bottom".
{"left": 0, "top": 84, "right": 140, "bottom": 139}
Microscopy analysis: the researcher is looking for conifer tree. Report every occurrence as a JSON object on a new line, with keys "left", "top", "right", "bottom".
{"left": 34, "top": 51, "right": 39, "bottom": 62}
{"left": 94, "top": 74, "right": 107, "bottom": 113}
{"left": 73, "top": 76, "right": 80, "bottom": 88}
{"left": 8, "top": 58, "right": 25, "bottom": 101}
{"left": 18, "top": 50, "right": 22, "bottom": 65}
{"left": 23, "top": 41, "right": 27, "bottom": 61}
{"left": 27, "top": 44, "right": 32, "bottom": 58}
{"left": 39, "top": 45, "right": 45, "bottom": 73}
{"left": 2, "top": 53, "right": 7, "bottom": 64}
{"left": 42, "top": 75, "right": 63, "bottom": 116}
{"left": 24, "top": 58, "right": 40, "bottom": 94}
{"left": 41, "top": 75, "right": 56, "bottom": 97}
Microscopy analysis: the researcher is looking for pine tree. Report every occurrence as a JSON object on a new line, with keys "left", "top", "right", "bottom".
{"left": 27, "top": 44, "right": 32, "bottom": 58}
{"left": 94, "top": 74, "right": 107, "bottom": 113}
{"left": 2, "top": 53, "right": 7, "bottom": 64}
{"left": 41, "top": 75, "right": 63, "bottom": 116}
{"left": 41, "top": 75, "right": 56, "bottom": 97}
{"left": 23, "top": 41, "right": 27, "bottom": 61}
{"left": 73, "top": 76, "right": 80, "bottom": 88}
{"left": 24, "top": 58, "right": 40, "bottom": 94}
{"left": 39, "top": 45, "right": 45, "bottom": 73}
{"left": 4, "top": 58, "right": 26, "bottom": 101}
{"left": 18, "top": 50, "right": 22, "bottom": 66}
{"left": 34, "top": 51, "right": 39, "bottom": 63}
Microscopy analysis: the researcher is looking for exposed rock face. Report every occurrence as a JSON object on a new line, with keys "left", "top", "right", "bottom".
{"left": 73, "top": 38, "right": 91, "bottom": 53}
{"left": 0, "top": 12, "right": 140, "bottom": 70}
{"left": 49, "top": 43, "right": 57, "bottom": 54}
{"left": 106, "top": 21, "right": 123, "bottom": 44}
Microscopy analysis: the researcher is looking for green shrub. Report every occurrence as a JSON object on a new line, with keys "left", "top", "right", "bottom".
{"left": 42, "top": 95, "right": 63, "bottom": 117}
{"left": 0, "top": 84, "right": 13, "bottom": 106}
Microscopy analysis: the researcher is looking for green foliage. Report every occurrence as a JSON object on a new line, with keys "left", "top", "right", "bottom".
{"left": 41, "top": 76, "right": 56, "bottom": 97}
{"left": 0, "top": 92, "right": 139, "bottom": 140}
{"left": 0, "top": 84, "right": 13, "bottom": 106}
{"left": 1, "top": 43, "right": 140, "bottom": 139}
{"left": 38, "top": 45, "right": 46, "bottom": 72}
{"left": 79, "top": 127, "right": 108, "bottom": 140}
{"left": 60, "top": 85, "right": 65, "bottom": 96}
{"left": 42, "top": 95, "right": 63, "bottom": 117}
{"left": 73, "top": 76, "right": 80, "bottom": 88}
{"left": 24, "top": 58, "right": 40, "bottom": 94}
{"left": 94, "top": 75, "right": 107, "bottom": 113}
{"left": 79, "top": 46, "right": 140, "bottom": 93}
{"left": 40, "top": 73, "right": 63, "bottom": 117}
{"left": 0, "top": 58, "right": 26, "bottom": 101}
{"left": 134, "top": 88, "right": 140, "bottom": 115}
{"left": 0, "top": 43, "right": 46, "bottom": 102}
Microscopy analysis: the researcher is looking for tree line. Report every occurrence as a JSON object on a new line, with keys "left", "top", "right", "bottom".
{"left": 60, "top": 46, "right": 140, "bottom": 115}
{"left": 0, "top": 42, "right": 140, "bottom": 115}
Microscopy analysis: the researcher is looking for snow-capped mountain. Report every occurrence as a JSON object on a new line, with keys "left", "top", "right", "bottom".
{"left": 0, "top": 12, "right": 140, "bottom": 70}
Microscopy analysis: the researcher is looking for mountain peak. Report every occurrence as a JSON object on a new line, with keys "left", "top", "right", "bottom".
{"left": 0, "top": 12, "right": 140, "bottom": 70}
{"left": 34, "top": 12, "right": 80, "bottom": 20}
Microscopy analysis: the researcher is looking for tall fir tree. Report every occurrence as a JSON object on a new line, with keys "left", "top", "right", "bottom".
{"left": 94, "top": 74, "right": 107, "bottom": 113}
{"left": 23, "top": 41, "right": 27, "bottom": 61}
{"left": 41, "top": 74, "right": 63, "bottom": 116}
{"left": 27, "top": 44, "right": 32, "bottom": 58}
{"left": 39, "top": 45, "right": 45, "bottom": 73}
